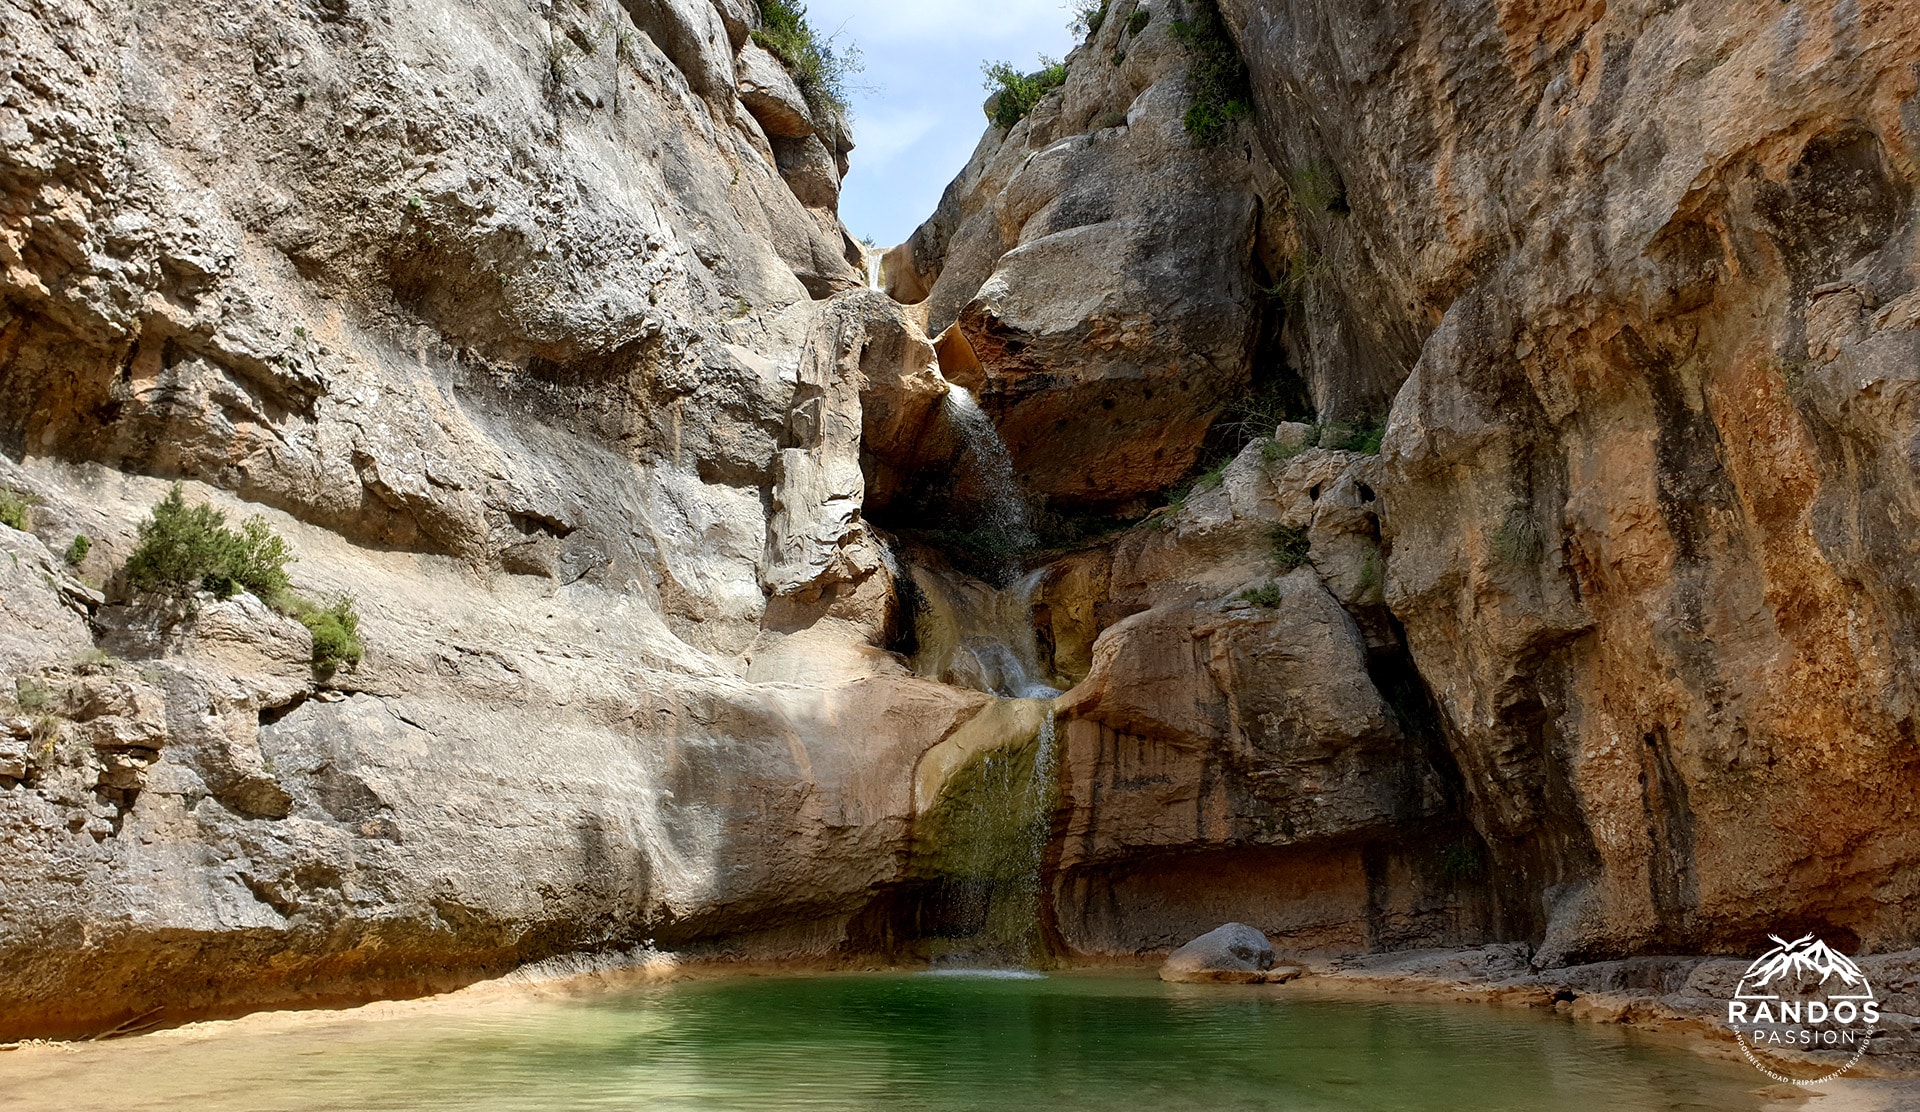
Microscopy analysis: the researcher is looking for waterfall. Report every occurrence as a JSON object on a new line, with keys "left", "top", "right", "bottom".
{"left": 923, "top": 705, "right": 1059, "bottom": 969}
{"left": 906, "top": 558, "right": 1061, "bottom": 968}
{"left": 940, "top": 385, "right": 1036, "bottom": 579}
{"left": 909, "top": 564, "right": 1056, "bottom": 699}
{"left": 865, "top": 249, "right": 881, "bottom": 290}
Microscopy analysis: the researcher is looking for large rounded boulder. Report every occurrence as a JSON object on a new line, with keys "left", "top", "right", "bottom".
{"left": 1158, "top": 923, "right": 1278, "bottom": 984}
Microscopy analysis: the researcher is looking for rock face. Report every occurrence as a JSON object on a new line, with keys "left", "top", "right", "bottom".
{"left": 885, "top": 8, "right": 1290, "bottom": 512}
{"left": 1214, "top": 0, "right": 1920, "bottom": 964}
{"left": 1047, "top": 440, "right": 1478, "bottom": 957}
{"left": 0, "top": 0, "right": 965, "bottom": 1042}
{"left": 5, "top": 0, "right": 1920, "bottom": 1046}
{"left": 1158, "top": 922, "right": 1274, "bottom": 983}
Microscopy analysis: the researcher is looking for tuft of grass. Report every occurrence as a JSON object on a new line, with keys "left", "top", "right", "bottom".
{"left": 1356, "top": 551, "right": 1384, "bottom": 601}
{"left": 1169, "top": 0, "right": 1251, "bottom": 145}
{"left": 1259, "top": 438, "right": 1307, "bottom": 467}
{"left": 122, "top": 484, "right": 292, "bottom": 602}
{"left": 1318, "top": 417, "right": 1386, "bottom": 455}
{"left": 754, "top": 0, "right": 861, "bottom": 121}
{"left": 1260, "top": 247, "right": 1333, "bottom": 310}
{"left": 0, "top": 489, "right": 32, "bottom": 532}
{"left": 1127, "top": 9, "right": 1152, "bottom": 35}
{"left": 983, "top": 57, "right": 1069, "bottom": 130}
{"left": 63, "top": 535, "right": 90, "bottom": 567}
{"left": 1491, "top": 500, "right": 1545, "bottom": 566}
{"left": 1290, "top": 161, "right": 1350, "bottom": 215}
{"left": 1072, "top": 0, "right": 1109, "bottom": 37}
{"left": 14, "top": 677, "right": 57, "bottom": 715}
{"left": 1195, "top": 455, "right": 1233, "bottom": 492}
{"left": 1269, "top": 523, "right": 1312, "bottom": 572}
{"left": 1239, "top": 582, "right": 1282, "bottom": 608}
{"left": 284, "top": 594, "right": 365, "bottom": 676}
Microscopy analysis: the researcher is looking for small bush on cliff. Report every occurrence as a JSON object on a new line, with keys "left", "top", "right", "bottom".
{"left": 1492, "top": 501, "right": 1545, "bottom": 566}
{"left": 1269, "top": 523, "right": 1311, "bottom": 572}
{"left": 284, "top": 594, "right": 365, "bottom": 676}
{"left": 63, "top": 534, "right": 90, "bottom": 567}
{"left": 754, "top": 0, "right": 859, "bottom": 119}
{"left": 1319, "top": 417, "right": 1385, "bottom": 455}
{"left": 14, "top": 677, "right": 57, "bottom": 715}
{"left": 983, "top": 58, "right": 1069, "bottom": 130}
{"left": 0, "top": 488, "right": 32, "bottom": 532}
{"left": 1072, "top": 0, "right": 1110, "bottom": 37}
{"left": 1170, "top": 0, "right": 1252, "bottom": 145}
{"left": 124, "top": 485, "right": 292, "bottom": 601}
{"left": 121, "top": 486, "right": 366, "bottom": 674}
{"left": 1239, "top": 582, "right": 1282, "bottom": 608}
{"left": 1128, "top": 9, "right": 1152, "bottom": 35}
{"left": 1291, "top": 161, "right": 1350, "bottom": 215}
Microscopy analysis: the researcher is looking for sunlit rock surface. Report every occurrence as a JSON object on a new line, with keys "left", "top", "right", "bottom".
{"left": 5, "top": 0, "right": 1920, "bottom": 1044}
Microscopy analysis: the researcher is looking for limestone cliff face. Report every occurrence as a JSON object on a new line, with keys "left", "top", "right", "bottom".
{"left": 895, "top": 0, "right": 1920, "bottom": 968}
{"left": 1219, "top": 0, "right": 1920, "bottom": 964}
{"left": 5, "top": 0, "right": 1920, "bottom": 1043}
{"left": 0, "top": 0, "right": 977, "bottom": 1040}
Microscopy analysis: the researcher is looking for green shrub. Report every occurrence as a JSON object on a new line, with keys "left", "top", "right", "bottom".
{"left": 1269, "top": 523, "right": 1311, "bottom": 572}
{"left": 1290, "top": 161, "right": 1349, "bottom": 215}
{"left": 286, "top": 595, "right": 364, "bottom": 675}
{"left": 1169, "top": 0, "right": 1251, "bottom": 145}
{"left": 1072, "top": 0, "right": 1109, "bottom": 37}
{"left": 0, "top": 489, "right": 30, "bottom": 532}
{"left": 122, "top": 484, "right": 292, "bottom": 601}
{"left": 63, "top": 534, "right": 90, "bottom": 566}
{"left": 14, "top": 677, "right": 57, "bottom": 715}
{"left": 754, "top": 0, "right": 859, "bottom": 120}
{"left": 983, "top": 57, "right": 1069, "bottom": 130}
{"left": 1239, "top": 582, "right": 1282, "bottom": 608}
{"left": 1127, "top": 9, "right": 1151, "bottom": 35}
{"left": 1319, "top": 417, "right": 1385, "bottom": 455}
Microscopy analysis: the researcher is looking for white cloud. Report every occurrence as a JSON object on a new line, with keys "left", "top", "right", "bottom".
{"left": 803, "top": 0, "right": 1081, "bottom": 242}
{"left": 849, "top": 106, "right": 942, "bottom": 167}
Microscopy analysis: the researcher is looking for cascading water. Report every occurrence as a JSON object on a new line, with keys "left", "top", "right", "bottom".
{"left": 921, "top": 707, "right": 1058, "bottom": 969}
{"left": 939, "top": 384, "right": 1037, "bottom": 582}
{"left": 865, "top": 249, "right": 882, "bottom": 290}
{"left": 908, "top": 565, "right": 1056, "bottom": 698}
{"left": 896, "top": 380, "right": 1061, "bottom": 968}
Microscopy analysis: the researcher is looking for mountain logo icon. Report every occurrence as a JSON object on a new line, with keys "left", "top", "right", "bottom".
{"left": 1726, "top": 933, "right": 1878, "bottom": 1086}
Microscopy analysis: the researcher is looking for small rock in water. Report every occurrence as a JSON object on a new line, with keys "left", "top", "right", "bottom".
{"left": 1159, "top": 923, "right": 1279, "bottom": 984}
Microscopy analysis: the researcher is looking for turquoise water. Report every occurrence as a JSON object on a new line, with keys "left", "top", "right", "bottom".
{"left": 0, "top": 972, "right": 1781, "bottom": 1111}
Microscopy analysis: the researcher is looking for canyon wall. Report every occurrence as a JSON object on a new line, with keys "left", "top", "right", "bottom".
{"left": 5, "top": 0, "right": 1920, "bottom": 1041}
{"left": 0, "top": 0, "right": 985, "bottom": 1040}
{"left": 891, "top": 0, "right": 1920, "bottom": 968}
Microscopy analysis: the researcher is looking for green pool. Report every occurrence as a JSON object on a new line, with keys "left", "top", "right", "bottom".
{"left": 0, "top": 971, "right": 1784, "bottom": 1111}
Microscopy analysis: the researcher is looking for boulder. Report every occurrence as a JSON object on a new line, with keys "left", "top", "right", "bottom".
{"left": 890, "top": 17, "right": 1268, "bottom": 513}
{"left": 737, "top": 42, "right": 815, "bottom": 139}
{"left": 1159, "top": 923, "right": 1276, "bottom": 984}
